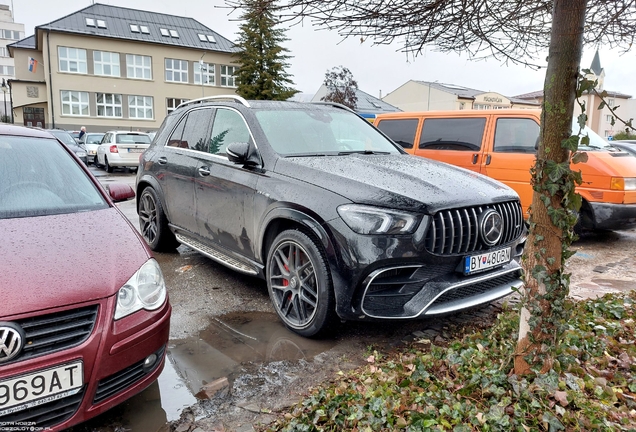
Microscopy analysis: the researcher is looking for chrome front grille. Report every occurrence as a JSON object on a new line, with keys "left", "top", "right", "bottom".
{"left": 425, "top": 201, "right": 523, "bottom": 255}
{"left": 8, "top": 306, "right": 98, "bottom": 365}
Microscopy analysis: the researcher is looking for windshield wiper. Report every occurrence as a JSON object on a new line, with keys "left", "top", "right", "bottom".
{"left": 337, "top": 150, "right": 391, "bottom": 155}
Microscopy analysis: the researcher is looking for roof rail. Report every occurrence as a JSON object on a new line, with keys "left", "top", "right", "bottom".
{"left": 177, "top": 95, "right": 251, "bottom": 109}
{"left": 310, "top": 101, "right": 356, "bottom": 114}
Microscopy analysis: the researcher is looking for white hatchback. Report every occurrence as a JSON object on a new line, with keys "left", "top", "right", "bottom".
{"left": 95, "top": 131, "right": 151, "bottom": 173}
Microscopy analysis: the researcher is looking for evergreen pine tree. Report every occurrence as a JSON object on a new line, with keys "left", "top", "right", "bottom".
{"left": 234, "top": 0, "right": 299, "bottom": 100}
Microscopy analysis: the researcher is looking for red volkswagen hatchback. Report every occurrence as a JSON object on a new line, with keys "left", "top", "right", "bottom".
{"left": 0, "top": 125, "right": 171, "bottom": 430}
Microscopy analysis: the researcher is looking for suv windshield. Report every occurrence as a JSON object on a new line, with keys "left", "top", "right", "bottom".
{"left": 0, "top": 136, "right": 107, "bottom": 219}
{"left": 254, "top": 108, "right": 401, "bottom": 156}
{"left": 116, "top": 134, "right": 151, "bottom": 144}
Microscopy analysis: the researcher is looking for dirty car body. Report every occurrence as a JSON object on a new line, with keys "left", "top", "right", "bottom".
{"left": 136, "top": 97, "right": 525, "bottom": 337}
{"left": 0, "top": 125, "right": 170, "bottom": 430}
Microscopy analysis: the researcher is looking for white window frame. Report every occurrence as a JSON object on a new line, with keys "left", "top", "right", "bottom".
{"left": 130, "top": 24, "right": 140, "bottom": 33}
{"left": 165, "top": 59, "right": 188, "bottom": 83}
{"left": 61, "top": 90, "right": 89, "bottom": 116}
{"left": 85, "top": 18, "right": 95, "bottom": 27}
{"left": 58, "top": 47, "right": 87, "bottom": 74}
{"left": 96, "top": 93, "right": 123, "bottom": 118}
{"left": 140, "top": 26, "right": 150, "bottom": 34}
{"left": 220, "top": 65, "right": 237, "bottom": 88}
{"left": 160, "top": 28, "right": 169, "bottom": 37}
{"left": 93, "top": 51, "right": 120, "bottom": 77}
{"left": 97, "top": 20, "right": 107, "bottom": 28}
{"left": 167, "top": 98, "right": 189, "bottom": 115}
{"left": 126, "top": 54, "right": 152, "bottom": 80}
{"left": 606, "top": 115, "right": 614, "bottom": 122}
{"left": 129, "top": 95, "right": 154, "bottom": 119}
{"left": 194, "top": 62, "right": 215, "bottom": 86}
{"left": 608, "top": 99, "right": 615, "bottom": 107}
{"left": 169, "top": 29, "right": 179, "bottom": 38}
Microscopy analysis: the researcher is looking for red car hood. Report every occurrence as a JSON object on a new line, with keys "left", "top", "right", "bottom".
{"left": 0, "top": 207, "right": 151, "bottom": 318}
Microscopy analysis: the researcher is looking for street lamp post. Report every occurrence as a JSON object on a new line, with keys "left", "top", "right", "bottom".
{"left": 1, "top": 79, "right": 7, "bottom": 123}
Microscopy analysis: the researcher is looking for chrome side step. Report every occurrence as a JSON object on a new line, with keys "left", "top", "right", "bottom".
{"left": 176, "top": 233, "right": 258, "bottom": 275}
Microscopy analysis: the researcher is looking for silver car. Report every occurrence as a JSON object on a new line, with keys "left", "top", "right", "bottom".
{"left": 95, "top": 131, "right": 151, "bottom": 173}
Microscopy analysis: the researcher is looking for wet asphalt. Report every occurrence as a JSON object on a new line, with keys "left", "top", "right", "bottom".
{"left": 68, "top": 166, "right": 636, "bottom": 432}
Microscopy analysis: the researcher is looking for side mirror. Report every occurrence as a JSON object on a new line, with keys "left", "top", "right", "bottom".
{"left": 226, "top": 141, "right": 251, "bottom": 164}
{"left": 106, "top": 183, "right": 135, "bottom": 202}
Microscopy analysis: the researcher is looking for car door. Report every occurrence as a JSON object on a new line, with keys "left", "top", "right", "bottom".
{"left": 413, "top": 116, "right": 489, "bottom": 173}
{"left": 158, "top": 108, "right": 213, "bottom": 234}
{"left": 193, "top": 107, "right": 259, "bottom": 259}
{"left": 481, "top": 116, "right": 540, "bottom": 217}
{"left": 97, "top": 132, "right": 111, "bottom": 164}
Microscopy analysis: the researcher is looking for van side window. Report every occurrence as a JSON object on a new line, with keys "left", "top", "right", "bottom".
{"left": 376, "top": 119, "right": 418, "bottom": 149}
{"left": 419, "top": 118, "right": 486, "bottom": 151}
{"left": 494, "top": 118, "right": 540, "bottom": 154}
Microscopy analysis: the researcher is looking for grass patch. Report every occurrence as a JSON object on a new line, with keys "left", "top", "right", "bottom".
{"left": 264, "top": 291, "right": 636, "bottom": 431}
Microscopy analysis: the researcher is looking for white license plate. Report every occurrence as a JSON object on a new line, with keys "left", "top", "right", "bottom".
{"left": 128, "top": 148, "right": 144, "bottom": 153}
{"left": 464, "top": 247, "right": 511, "bottom": 275}
{"left": 0, "top": 361, "right": 83, "bottom": 416}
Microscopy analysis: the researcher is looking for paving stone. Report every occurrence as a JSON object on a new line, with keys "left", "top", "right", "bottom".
{"left": 593, "top": 266, "right": 608, "bottom": 273}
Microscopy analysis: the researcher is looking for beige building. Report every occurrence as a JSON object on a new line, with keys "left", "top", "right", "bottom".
{"left": 8, "top": 3, "right": 239, "bottom": 131}
{"left": 514, "top": 51, "right": 635, "bottom": 139}
{"left": 382, "top": 81, "right": 539, "bottom": 112}
{"left": 0, "top": 3, "right": 25, "bottom": 119}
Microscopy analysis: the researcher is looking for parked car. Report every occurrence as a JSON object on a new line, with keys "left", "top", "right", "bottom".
{"left": 68, "top": 130, "right": 81, "bottom": 143}
{"left": 46, "top": 128, "right": 88, "bottom": 164}
{"left": 136, "top": 95, "right": 525, "bottom": 337}
{"left": 80, "top": 132, "right": 106, "bottom": 164}
{"left": 95, "top": 131, "right": 151, "bottom": 173}
{"left": 611, "top": 140, "right": 636, "bottom": 157}
{"left": 374, "top": 110, "right": 636, "bottom": 231}
{"left": 0, "top": 125, "right": 170, "bottom": 430}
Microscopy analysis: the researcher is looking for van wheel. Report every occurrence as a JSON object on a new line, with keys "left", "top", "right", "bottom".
{"left": 138, "top": 187, "right": 179, "bottom": 251}
{"left": 266, "top": 230, "right": 336, "bottom": 337}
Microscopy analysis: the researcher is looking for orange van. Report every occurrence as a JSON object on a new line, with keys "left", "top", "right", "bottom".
{"left": 374, "top": 109, "right": 636, "bottom": 230}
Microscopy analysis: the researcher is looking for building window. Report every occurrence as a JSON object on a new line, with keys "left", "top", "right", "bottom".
{"left": 605, "top": 130, "right": 611, "bottom": 137}
{"left": 220, "top": 65, "right": 237, "bottom": 87}
{"left": 459, "top": 102, "right": 465, "bottom": 110}
{"left": 94, "top": 51, "right": 120, "bottom": 77}
{"left": 61, "top": 90, "right": 89, "bottom": 116}
{"left": 169, "top": 29, "right": 179, "bottom": 38}
{"left": 0, "top": 47, "right": 8, "bottom": 57}
{"left": 129, "top": 95, "right": 154, "bottom": 119}
{"left": 96, "top": 93, "right": 122, "bottom": 117}
{"left": 85, "top": 18, "right": 95, "bottom": 27}
{"left": 608, "top": 99, "right": 615, "bottom": 107}
{"left": 607, "top": 115, "right": 614, "bottom": 122}
{"left": 140, "top": 26, "right": 150, "bottom": 34}
{"left": 165, "top": 59, "right": 188, "bottom": 83}
{"left": 96, "top": 20, "right": 107, "bottom": 28}
{"left": 130, "top": 24, "right": 140, "bottom": 33}
{"left": 0, "top": 65, "right": 14, "bottom": 75}
{"left": 194, "top": 62, "right": 215, "bottom": 85}
{"left": 2, "top": 30, "right": 21, "bottom": 40}
{"left": 59, "top": 47, "right": 87, "bottom": 74}
{"left": 126, "top": 54, "right": 152, "bottom": 80}
{"left": 474, "top": 104, "right": 491, "bottom": 110}
{"left": 167, "top": 98, "right": 189, "bottom": 115}
{"left": 160, "top": 28, "right": 169, "bottom": 37}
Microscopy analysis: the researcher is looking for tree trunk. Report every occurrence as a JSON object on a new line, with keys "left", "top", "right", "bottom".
{"left": 515, "top": 0, "right": 587, "bottom": 375}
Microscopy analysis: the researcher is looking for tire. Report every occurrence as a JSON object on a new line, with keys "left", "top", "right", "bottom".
{"left": 138, "top": 187, "right": 179, "bottom": 252}
{"left": 105, "top": 157, "right": 114, "bottom": 173}
{"left": 94, "top": 155, "right": 101, "bottom": 168}
{"left": 266, "top": 229, "right": 336, "bottom": 337}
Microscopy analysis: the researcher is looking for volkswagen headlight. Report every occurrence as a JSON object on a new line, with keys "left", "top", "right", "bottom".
{"left": 115, "top": 259, "right": 166, "bottom": 320}
{"left": 337, "top": 204, "right": 420, "bottom": 235}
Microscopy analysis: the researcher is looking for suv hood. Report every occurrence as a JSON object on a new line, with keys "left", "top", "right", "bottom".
{"left": 0, "top": 208, "right": 150, "bottom": 318}
{"left": 275, "top": 154, "right": 518, "bottom": 213}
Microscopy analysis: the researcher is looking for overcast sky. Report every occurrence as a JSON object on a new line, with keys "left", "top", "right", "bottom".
{"left": 11, "top": 0, "right": 636, "bottom": 100}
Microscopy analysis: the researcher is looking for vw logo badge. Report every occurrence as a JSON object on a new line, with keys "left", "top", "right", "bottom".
{"left": 479, "top": 209, "right": 504, "bottom": 246}
{"left": 0, "top": 323, "right": 25, "bottom": 363}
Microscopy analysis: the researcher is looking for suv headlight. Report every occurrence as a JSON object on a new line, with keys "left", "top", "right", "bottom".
{"left": 115, "top": 259, "right": 166, "bottom": 320}
{"left": 337, "top": 204, "right": 420, "bottom": 235}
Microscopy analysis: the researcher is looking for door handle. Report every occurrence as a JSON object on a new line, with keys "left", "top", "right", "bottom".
{"left": 472, "top": 153, "right": 479, "bottom": 164}
{"left": 485, "top": 154, "right": 492, "bottom": 165}
{"left": 198, "top": 166, "right": 211, "bottom": 176}
{"left": 157, "top": 157, "right": 167, "bottom": 165}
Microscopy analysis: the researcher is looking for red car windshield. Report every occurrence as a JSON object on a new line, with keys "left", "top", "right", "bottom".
{"left": 0, "top": 136, "right": 108, "bottom": 219}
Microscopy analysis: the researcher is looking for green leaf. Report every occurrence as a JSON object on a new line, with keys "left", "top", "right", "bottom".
{"left": 597, "top": 101, "right": 606, "bottom": 110}
{"left": 571, "top": 152, "right": 588, "bottom": 164}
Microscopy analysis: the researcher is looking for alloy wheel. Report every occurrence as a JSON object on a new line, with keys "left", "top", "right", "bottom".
{"left": 139, "top": 191, "right": 158, "bottom": 244}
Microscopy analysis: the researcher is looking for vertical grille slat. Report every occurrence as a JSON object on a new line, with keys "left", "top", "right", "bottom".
{"left": 425, "top": 201, "right": 523, "bottom": 256}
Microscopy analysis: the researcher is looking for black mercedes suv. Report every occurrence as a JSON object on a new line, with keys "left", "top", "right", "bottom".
{"left": 136, "top": 95, "right": 526, "bottom": 336}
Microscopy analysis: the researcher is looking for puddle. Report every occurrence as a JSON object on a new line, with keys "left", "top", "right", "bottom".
{"left": 71, "top": 311, "right": 334, "bottom": 431}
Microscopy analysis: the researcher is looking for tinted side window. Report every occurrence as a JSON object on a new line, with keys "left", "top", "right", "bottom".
{"left": 493, "top": 118, "right": 540, "bottom": 154}
{"left": 376, "top": 119, "right": 418, "bottom": 149}
{"left": 181, "top": 109, "right": 213, "bottom": 151}
{"left": 209, "top": 109, "right": 251, "bottom": 156}
{"left": 167, "top": 117, "right": 187, "bottom": 148}
{"left": 419, "top": 118, "right": 486, "bottom": 151}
